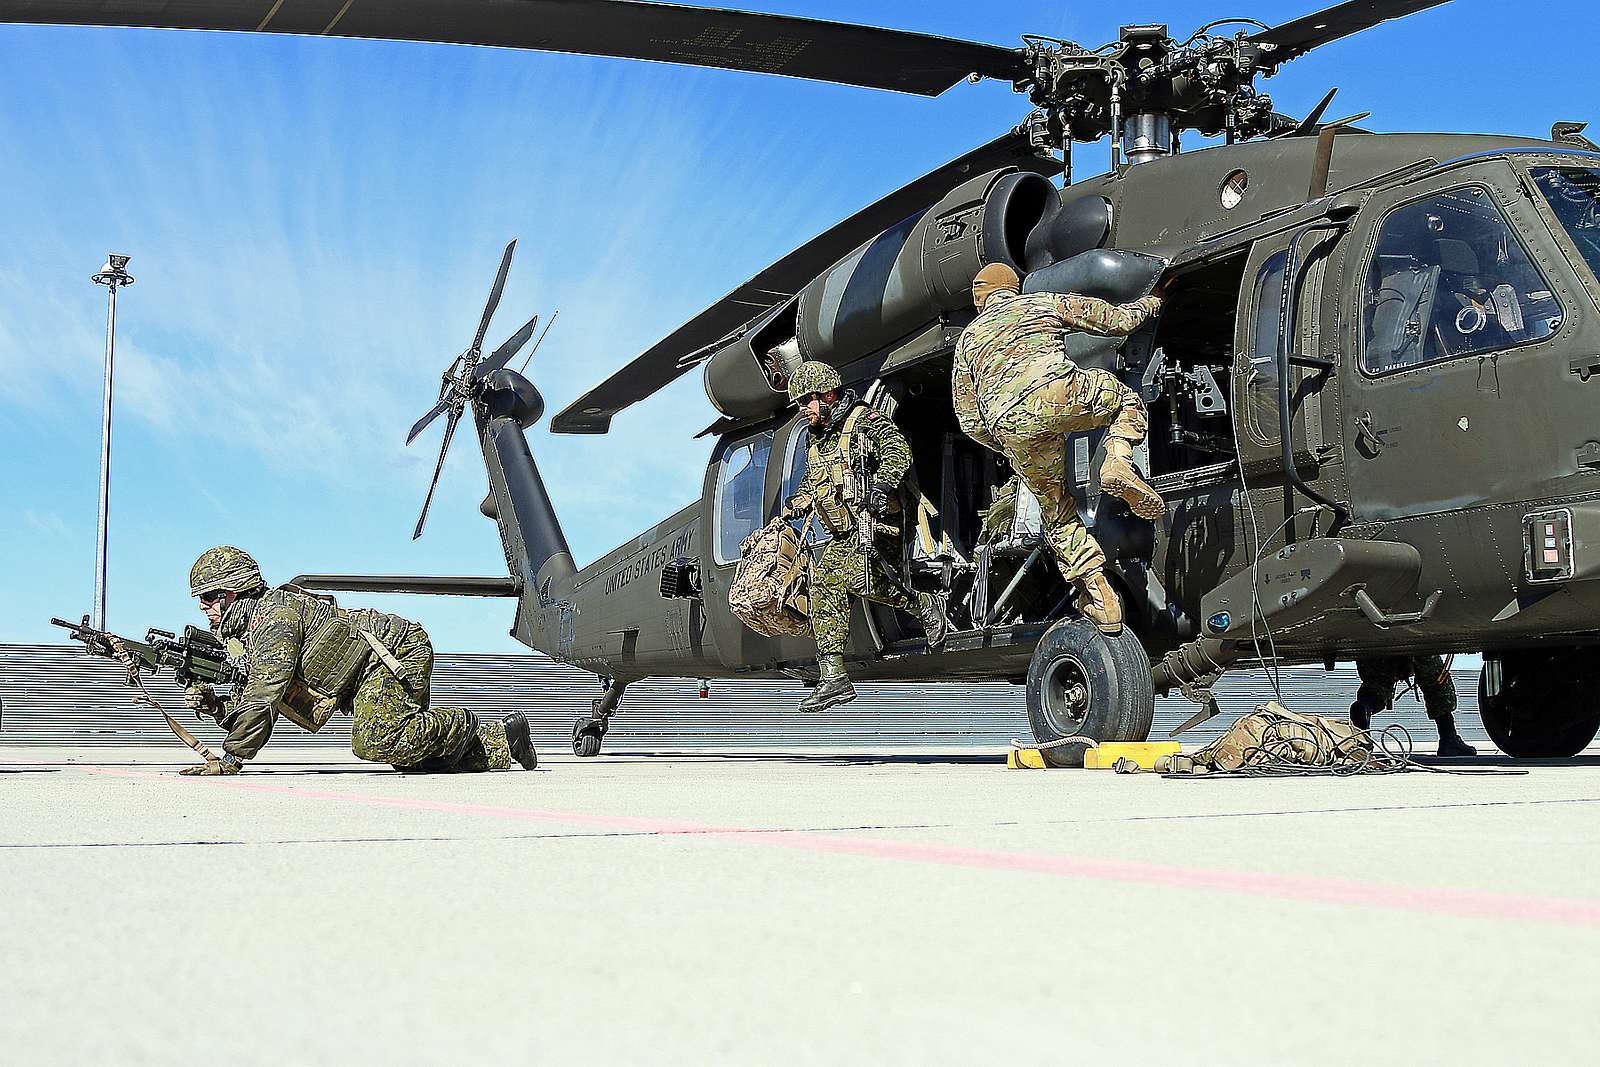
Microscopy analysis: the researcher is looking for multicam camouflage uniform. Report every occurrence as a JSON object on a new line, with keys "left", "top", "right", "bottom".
{"left": 214, "top": 586, "right": 512, "bottom": 772}
{"left": 952, "top": 289, "right": 1162, "bottom": 583}
{"left": 784, "top": 390, "right": 917, "bottom": 656}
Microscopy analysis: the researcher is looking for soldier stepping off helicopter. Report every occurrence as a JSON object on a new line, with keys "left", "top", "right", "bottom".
{"left": 780, "top": 361, "right": 949, "bottom": 714}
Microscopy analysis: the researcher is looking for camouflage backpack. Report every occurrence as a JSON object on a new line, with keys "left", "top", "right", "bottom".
{"left": 728, "top": 515, "right": 813, "bottom": 638}
{"left": 1161, "top": 702, "right": 1371, "bottom": 773}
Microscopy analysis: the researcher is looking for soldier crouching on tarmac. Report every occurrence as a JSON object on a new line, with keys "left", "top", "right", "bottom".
{"left": 179, "top": 546, "right": 539, "bottom": 775}
{"left": 779, "top": 361, "right": 948, "bottom": 713}
{"left": 1352, "top": 655, "right": 1478, "bottom": 757}
{"left": 952, "top": 262, "right": 1165, "bottom": 634}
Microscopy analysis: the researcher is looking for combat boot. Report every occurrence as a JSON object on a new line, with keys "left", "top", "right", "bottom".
{"left": 1434, "top": 716, "right": 1478, "bottom": 757}
{"left": 798, "top": 654, "right": 857, "bottom": 713}
{"left": 502, "top": 712, "right": 540, "bottom": 770}
{"left": 1099, "top": 438, "right": 1165, "bottom": 520}
{"left": 1075, "top": 572, "right": 1123, "bottom": 635}
{"left": 917, "top": 591, "right": 949, "bottom": 650}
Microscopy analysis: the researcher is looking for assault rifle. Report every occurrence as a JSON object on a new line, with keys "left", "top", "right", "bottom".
{"left": 52, "top": 615, "right": 245, "bottom": 762}
{"left": 851, "top": 449, "right": 877, "bottom": 598}
{"left": 51, "top": 615, "right": 244, "bottom": 689}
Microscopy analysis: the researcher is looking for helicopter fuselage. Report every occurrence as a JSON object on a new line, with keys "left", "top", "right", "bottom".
{"left": 492, "top": 131, "right": 1600, "bottom": 695}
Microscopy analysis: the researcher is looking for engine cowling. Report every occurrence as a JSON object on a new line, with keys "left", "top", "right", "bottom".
{"left": 703, "top": 166, "right": 1065, "bottom": 422}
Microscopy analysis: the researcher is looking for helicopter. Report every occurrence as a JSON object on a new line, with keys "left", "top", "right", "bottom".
{"left": 12, "top": 1, "right": 1600, "bottom": 762}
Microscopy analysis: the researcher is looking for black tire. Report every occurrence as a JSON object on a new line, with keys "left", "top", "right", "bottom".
{"left": 1026, "top": 618, "right": 1155, "bottom": 767}
{"left": 1478, "top": 652, "right": 1600, "bottom": 758}
{"left": 572, "top": 730, "right": 603, "bottom": 758}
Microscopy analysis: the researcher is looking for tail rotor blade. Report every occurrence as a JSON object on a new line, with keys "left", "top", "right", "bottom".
{"left": 406, "top": 396, "right": 453, "bottom": 445}
{"left": 470, "top": 239, "right": 517, "bottom": 360}
{"left": 412, "top": 406, "right": 462, "bottom": 540}
{"left": 471, "top": 312, "right": 539, "bottom": 383}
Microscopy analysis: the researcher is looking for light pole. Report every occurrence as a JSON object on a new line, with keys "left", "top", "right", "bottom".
{"left": 89, "top": 253, "right": 134, "bottom": 630}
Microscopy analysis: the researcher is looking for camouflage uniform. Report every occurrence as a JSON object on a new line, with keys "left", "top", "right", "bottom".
{"left": 1354, "top": 655, "right": 1457, "bottom": 725}
{"left": 785, "top": 391, "right": 917, "bottom": 656}
{"left": 214, "top": 586, "right": 512, "bottom": 771}
{"left": 952, "top": 289, "right": 1161, "bottom": 583}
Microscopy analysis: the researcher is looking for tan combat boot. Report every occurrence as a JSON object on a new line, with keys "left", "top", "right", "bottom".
{"left": 1099, "top": 438, "right": 1165, "bottom": 520}
{"left": 1076, "top": 571, "right": 1124, "bottom": 635}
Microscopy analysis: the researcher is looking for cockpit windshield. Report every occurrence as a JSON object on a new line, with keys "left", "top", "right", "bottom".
{"left": 1531, "top": 166, "right": 1600, "bottom": 284}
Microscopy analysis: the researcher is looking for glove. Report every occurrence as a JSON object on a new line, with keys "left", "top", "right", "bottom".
{"left": 179, "top": 755, "right": 243, "bottom": 776}
{"left": 865, "top": 482, "right": 895, "bottom": 519}
{"left": 183, "top": 683, "right": 223, "bottom": 721}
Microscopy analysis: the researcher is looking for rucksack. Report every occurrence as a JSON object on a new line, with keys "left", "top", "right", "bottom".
{"left": 728, "top": 515, "right": 813, "bottom": 638}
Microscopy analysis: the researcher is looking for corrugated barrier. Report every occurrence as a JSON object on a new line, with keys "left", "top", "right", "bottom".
{"left": 0, "top": 643, "right": 1492, "bottom": 752}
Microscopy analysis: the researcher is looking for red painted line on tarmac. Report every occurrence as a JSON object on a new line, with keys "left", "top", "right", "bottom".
{"left": 87, "top": 765, "right": 1600, "bottom": 929}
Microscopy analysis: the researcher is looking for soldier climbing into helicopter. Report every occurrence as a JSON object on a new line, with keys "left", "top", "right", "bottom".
{"left": 179, "top": 546, "right": 540, "bottom": 775}
{"left": 779, "top": 362, "right": 949, "bottom": 713}
{"left": 952, "top": 263, "right": 1166, "bottom": 634}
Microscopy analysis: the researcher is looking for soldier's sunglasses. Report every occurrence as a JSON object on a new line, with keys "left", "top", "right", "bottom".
{"left": 198, "top": 591, "right": 227, "bottom": 606}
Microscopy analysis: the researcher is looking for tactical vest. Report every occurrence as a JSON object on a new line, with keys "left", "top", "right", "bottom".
{"left": 807, "top": 405, "right": 870, "bottom": 535}
{"left": 262, "top": 587, "right": 417, "bottom": 732}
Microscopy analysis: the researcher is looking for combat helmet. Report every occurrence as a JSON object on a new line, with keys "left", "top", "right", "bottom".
{"left": 787, "top": 360, "right": 842, "bottom": 403}
{"left": 189, "top": 546, "right": 267, "bottom": 597}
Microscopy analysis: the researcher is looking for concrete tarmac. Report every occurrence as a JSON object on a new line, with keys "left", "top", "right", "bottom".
{"left": 3, "top": 744, "right": 1598, "bottom": 1066}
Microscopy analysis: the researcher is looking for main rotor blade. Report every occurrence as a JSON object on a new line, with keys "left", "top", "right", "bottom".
{"left": 405, "top": 396, "right": 453, "bottom": 445}
{"left": 471, "top": 239, "right": 517, "bottom": 360}
{"left": 412, "top": 405, "right": 462, "bottom": 540}
{"left": 471, "top": 312, "right": 539, "bottom": 383}
{"left": 1, "top": 1, "right": 1028, "bottom": 96}
{"left": 1251, "top": 0, "right": 1452, "bottom": 66}
{"left": 552, "top": 127, "right": 1061, "bottom": 434}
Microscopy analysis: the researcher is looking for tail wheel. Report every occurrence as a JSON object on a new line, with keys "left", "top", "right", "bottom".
{"left": 1026, "top": 618, "right": 1154, "bottom": 767}
{"left": 1479, "top": 651, "right": 1600, "bottom": 758}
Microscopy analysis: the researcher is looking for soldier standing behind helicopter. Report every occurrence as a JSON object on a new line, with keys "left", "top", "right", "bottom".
{"left": 779, "top": 361, "right": 948, "bottom": 713}
{"left": 952, "top": 262, "right": 1165, "bottom": 634}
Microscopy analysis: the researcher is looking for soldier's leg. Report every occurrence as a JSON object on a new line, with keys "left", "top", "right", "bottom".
{"left": 1414, "top": 654, "right": 1477, "bottom": 756}
{"left": 1085, "top": 371, "right": 1165, "bottom": 521}
{"left": 1351, "top": 657, "right": 1403, "bottom": 731}
{"left": 1001, "top": 435, "right": 1121, "bottom": 633}
{"left": 808, "top": 538, "right": 857, "bottom": 658}
{"left": 1003, "top": 370, "right": 1162, "bottom": 520}
{"left": 349, "top": 630, "right": 512, "bottom": 772}
{"left": 848, "top": 532, "right": 947, "bottom": 649}
{"left": 800, "top": 538, "right": 859, "bottom": 712}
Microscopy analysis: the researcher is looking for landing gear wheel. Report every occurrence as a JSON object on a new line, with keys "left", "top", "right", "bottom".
{"left": 1479, "top": 651, "right": 1600, "bottom": 758}
{"left": 572, "top": 716, "right": 607, "bottom": 758}
{"left": 1026, "top": 617, "right": 1155, "bottom": 767}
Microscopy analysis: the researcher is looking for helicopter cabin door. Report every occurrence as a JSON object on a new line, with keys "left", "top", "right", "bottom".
{"left": 1231, "top": 227, "right": 1341, "bottom": 536}
{"left": 1340, "top": 160, "right": 1587, "bottom": 521}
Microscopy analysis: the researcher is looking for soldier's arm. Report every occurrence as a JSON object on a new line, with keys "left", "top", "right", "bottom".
{"left": 1051, "top": 293, "right": 1163, "bottom": 336}
{"left": 782, "top": 453, "right": 823, "bottom": 519}
{"left": 860, "top": 410, "right": 912, "bottom": 489}
{"left": 219, "top": 595, "right": 304, "bottom": 760}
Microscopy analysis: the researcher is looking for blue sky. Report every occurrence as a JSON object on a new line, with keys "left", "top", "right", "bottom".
{"left": 1, "top": 1, "right": 1592, "bottom": 652}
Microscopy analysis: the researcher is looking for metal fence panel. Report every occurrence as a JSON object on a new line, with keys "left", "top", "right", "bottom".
{"left": 0, "top": 644, "right": 1490, "bottom": 751}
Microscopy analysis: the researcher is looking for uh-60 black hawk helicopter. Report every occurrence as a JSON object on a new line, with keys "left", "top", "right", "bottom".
{"left": 15, "top": 1, "right": 1600, "bottom": 760}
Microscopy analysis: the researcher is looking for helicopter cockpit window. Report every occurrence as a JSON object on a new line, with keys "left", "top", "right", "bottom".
{"left": 1530, "top": 166, "right": 1600, "bottom": 285}
{"left": 712, "top": 430, "right": 774, "bottom": 565}
{"left": 1362, "top": 185, "right": 1561, "bottom": 375}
